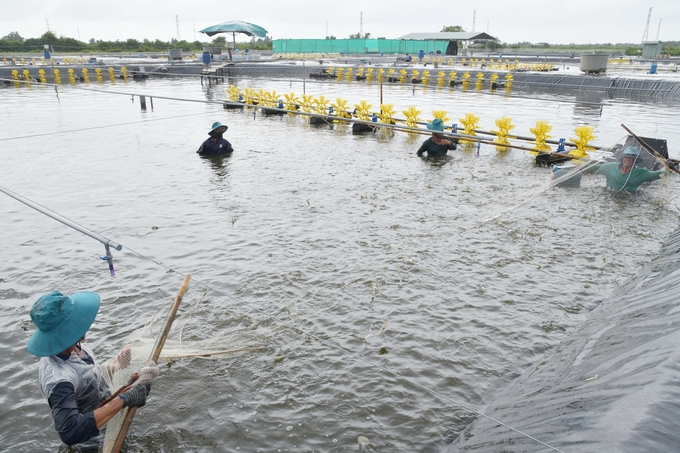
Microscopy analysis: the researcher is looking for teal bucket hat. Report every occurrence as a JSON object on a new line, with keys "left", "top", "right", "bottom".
{"left": 623, "top": 146, "right": 640, "bottom": 156}
{"left": 210, "top": 121, "right": 228, "bottom": 133}
{"left": 27, "top": 291, "right": 100, "bottom": 357}
{"left": 426, "top": 118, "right": 446, "bottom": 132}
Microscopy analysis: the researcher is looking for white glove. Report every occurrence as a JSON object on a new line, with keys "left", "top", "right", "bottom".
{"left": 135, "top": 361, "right": 160, "bottom": 385}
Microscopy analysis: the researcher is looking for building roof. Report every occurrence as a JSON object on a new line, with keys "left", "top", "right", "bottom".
{"left": 397, "top": 32, "right": 496, "bottom": 41}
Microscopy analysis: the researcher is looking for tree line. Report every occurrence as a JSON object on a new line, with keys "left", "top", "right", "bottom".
{"left": 0, "top": 31, "right": 273, "bottom": 53}
{"left": 2, "top": 30, "right": 679, "bottom": 56}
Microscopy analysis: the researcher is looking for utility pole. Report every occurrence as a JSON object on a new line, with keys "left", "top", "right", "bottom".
{"left": 641, "top": 7, "right": 652, "bottom": 43}
{"left": 472, "top": 10, "right": 476, "bottom": 32}
{"left": 359, "top": 12, "right": 363, "bottom": 38}
{"left": 176, "top": 15, "right": 180, "bottom": 41}
{"left": 46, "top": 19, "right": 50, "bottom": 32}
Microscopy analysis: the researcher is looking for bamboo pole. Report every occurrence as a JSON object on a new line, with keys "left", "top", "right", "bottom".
{"left": 386, "top": 122, "right": 583, "bottom": 157}
{"left": 226, "top": 99, "right": 589, "bottom": 157}
{"left": 621, "top": 124, "right": 680, "bottom": 175}
{"left": 111, "top": 274, "right": 191, "bottom": 453}
{"left": 220, "top": 98, "right": 610, "bottom": 159}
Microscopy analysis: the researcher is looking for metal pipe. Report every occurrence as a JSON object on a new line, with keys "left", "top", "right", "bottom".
{"left": 0, "top": 185, "right": 122, "bottom": 251}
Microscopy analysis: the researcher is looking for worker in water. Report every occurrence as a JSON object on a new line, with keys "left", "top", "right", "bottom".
{"left": 416, "top": 118, "right": 458, "bottom": 158}
{"left": 27, "top": 291, "right": 157, "bottom": 449}
{"left": 582, "top": 146, "right": 665, "bottom": 192}
{"left": 197, "top": 121, "right": 234, "bottom": 156}
{"left": 403, "top": 53, "right": 412, "bottom": 63}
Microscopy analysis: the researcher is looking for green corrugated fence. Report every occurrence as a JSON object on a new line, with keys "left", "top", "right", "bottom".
{"left": 273, "top": 39, "right": 449, "bottom": 55}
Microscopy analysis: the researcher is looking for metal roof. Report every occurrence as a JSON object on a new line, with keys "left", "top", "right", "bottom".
{"left": 397, "top": 32, "right": 496, "bottom": 41}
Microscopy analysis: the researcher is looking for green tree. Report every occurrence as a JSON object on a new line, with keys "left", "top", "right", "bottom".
{"left": 174, "top": 40, "right": 192, "bottom": 50}
{"left": 124, "top": 38, "right": 141, "bottom": 50}
{"left": 212, "top": 36, "right": 227, "bottom": 46}
{"left": 39, "top": 31, "right": 59, "bottom": 45}
{"left": 3, "top": 31, "right": 24, "bottom": 42}
{"left": 441, "top": 25, "right": 465, "bottom": 32}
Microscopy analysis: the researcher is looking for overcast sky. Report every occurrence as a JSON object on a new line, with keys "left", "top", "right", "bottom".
{"left": 2, "top": 0, "right": 678, "bottom": 45}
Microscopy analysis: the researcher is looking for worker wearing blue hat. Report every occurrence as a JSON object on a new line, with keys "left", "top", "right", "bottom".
{"left": 28, "top": 291, "right": 155, "bottom": 448}
{"left": 583, "top": 146, "right": 665, "bottom": 192}
{"left": 197, "top": 121, "right": 234, "bottom": 156}
{"left": 417, "top": 119, "right": 458, "bottom": 158}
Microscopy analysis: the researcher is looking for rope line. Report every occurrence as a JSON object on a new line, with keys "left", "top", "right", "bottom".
{"left": 130, "top": 69, "right": 617, "bottom": 106}
{"left": 0, "top": 112, "right": 209, "bottom": 142}
{"left": 1, "top": 185, "right": 565, "bottom": 452}
{"left": 0, "top": 76, "right": 661, "bottom": 153}
{"left": 3, "top": 78, "right": 598, "bottom": 153}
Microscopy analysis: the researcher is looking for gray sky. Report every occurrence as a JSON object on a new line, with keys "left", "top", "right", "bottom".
{"left": 1, "top": 0, "right": 678, "bottom": 45}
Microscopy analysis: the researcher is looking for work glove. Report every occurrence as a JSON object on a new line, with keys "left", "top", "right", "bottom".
{"left": 124, "top": 360, "right": 160, "bottom": 387}
{"left": 120, "top": 382, "right": 151, "bottom": 408}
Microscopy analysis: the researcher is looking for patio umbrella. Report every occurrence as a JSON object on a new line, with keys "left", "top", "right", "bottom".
{"left": 199, "top": 20, "right": 268, "bottom": 47}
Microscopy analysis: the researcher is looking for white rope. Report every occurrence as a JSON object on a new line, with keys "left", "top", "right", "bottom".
{"left": 0, "top": 77, "right": 609, "bottom": 151}
{"left": 0, "top": 111, "right": 208, "bottom": 142}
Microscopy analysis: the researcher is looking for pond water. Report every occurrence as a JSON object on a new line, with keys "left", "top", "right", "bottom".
{"left": 1, "top": 73, "right": 679, "bottom": 452}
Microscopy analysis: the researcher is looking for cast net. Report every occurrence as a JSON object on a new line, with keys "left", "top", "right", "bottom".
{"left": 550, "top": 134, "right": 673, "bottom": 198}
{"left": 482, "top": 133, "right": 674, "bottom": 225}
{"left": 98, "top": 288, "right": 270, "bottom": 453}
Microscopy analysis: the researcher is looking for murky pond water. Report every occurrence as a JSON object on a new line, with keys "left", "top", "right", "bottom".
{"left": 1, "top": 72, "right": 680, "bottom": 452}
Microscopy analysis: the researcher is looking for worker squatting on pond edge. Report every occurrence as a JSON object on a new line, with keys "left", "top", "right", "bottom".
{"left": 417, "top": 118, "right": 458, "bottom": 158}
{"left": 581, "top": 146, "right": 666, "bottom": 193}
{"left": 27, "top": 291, "right": 158, "bottom": 449}
{"left": 197, "top": 121, "right": 234, "bottom": 156}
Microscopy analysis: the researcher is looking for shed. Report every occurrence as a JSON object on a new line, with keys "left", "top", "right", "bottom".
{"left": 642, "top": 41, "right": 663, "bottom": 58}
{"left": 396, "top": 32, "right": 497, "bottom": 56}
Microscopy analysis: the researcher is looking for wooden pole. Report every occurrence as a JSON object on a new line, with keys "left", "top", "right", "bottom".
{"left": 111, "top": 274, "right": 191, "bottom": 453}
{"left": 621, "top": 124, "right": 680, "bottom": 175}
{"left": 219, "top": 98, "right": 592, "bottom": 158}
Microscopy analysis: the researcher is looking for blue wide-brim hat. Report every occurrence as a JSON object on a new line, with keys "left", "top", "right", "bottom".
{"left": 210, "top": 121, "right": 228, "bottom": 133}
{"left": 623, "top": 146, "right": 640, "bottom": 156}
{"left": 27, "top": 291, "right": 100, "bottom": 357}
{"left": 426, "top": 118, "right": 446, "bottom": 132}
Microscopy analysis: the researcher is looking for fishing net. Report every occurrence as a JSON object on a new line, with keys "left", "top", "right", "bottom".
{"left": 482, "top": 134, "right": 674, "bottom": 225}
{"left": 98, "top": 288, "right": 269, "bottom": 453}
{"left": 550, "top": 134, "right": 673, "bottom": 198}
